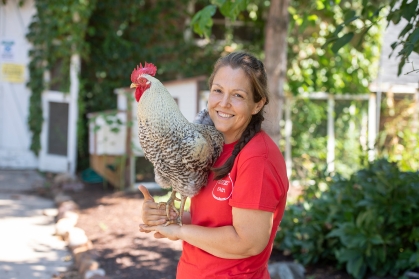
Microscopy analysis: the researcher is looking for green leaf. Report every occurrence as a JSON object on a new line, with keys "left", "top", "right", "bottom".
{"left": 331, "top": 32, "right": 354, "bottom": 53}
{"left": 219, "top": 0, "right": 248, "bottom": 21}
{"left": 398, "top": 43, "right": 414, "bottom": 57}
{"left": 408, "top": 28, "right": 419, "bottom": 44}
{"left": 399, "top": 23, "right": 413, "bottom": 38}
{"left": 347, "top": 256, "right": 365, "bottom": 279}
{"left": 190, "top": 5, "right": 216, "bottom": 38}
{"left": 343, "top": 10, "right": 359, "bottom": 25}
{"left": 344, "top": 15, "right": 359, "bottom": 25}
{"left": 338, "top": 249, "right": 360, "bottom": 261}
{"left": 211, "top": 0, "right": 226, "bottom": 6}
{"left": 389, "top": 10, "right": 402, "bottom": 25}
{"left": 402, "top": 0, "right": 418, "bottom": 21}
{"left": 316, "top": 0, "right": 325, "bottom": 10}
{"left": 369, "top": 235, "right": 384, "bottom": 245}
{"left": 333, "top": 24, "right": 344, "bottom": 36}
{"left": 390, "top": 41, "right": 399, "bottom": 50}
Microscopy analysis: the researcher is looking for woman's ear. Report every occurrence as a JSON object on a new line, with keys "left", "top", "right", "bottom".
{"left": 253, "top": 98, "right": 266, "bottom": 115}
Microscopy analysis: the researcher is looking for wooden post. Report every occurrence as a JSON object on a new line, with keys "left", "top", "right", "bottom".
{"left": 68, "top": 53, "right": 79, "bottom": 175}
{"left": 376, "top": 91, "right": 382, "bottom": 135}
{"left": 284, "top": 96, "right": 293, "bottom": 179}
{"left": 124, "top": 93, "right": 133, "bottom": 189}
{"left": 327, "top": 95, "right": 335, "bottom": 173}
{"left": 414, "top": 88, "right": 419, "bottom": 133}
{"left": 368, "top": 93, "right": 376, "bottom": 161}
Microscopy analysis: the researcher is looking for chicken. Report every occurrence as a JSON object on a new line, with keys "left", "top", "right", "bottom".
{"left": 130, "top": 62, "right": 224, "bottom": 226}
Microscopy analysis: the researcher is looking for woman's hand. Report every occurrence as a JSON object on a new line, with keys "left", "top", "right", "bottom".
{"left": 139, "top": 223, "right": 181, "bottom": 241}
{"left": 138, "top": 185, "right": 176, "bottom": 238}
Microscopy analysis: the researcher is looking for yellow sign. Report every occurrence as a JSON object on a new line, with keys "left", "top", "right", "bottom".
{"left": 1, "top": 63, "right": 25, "bottom": 83}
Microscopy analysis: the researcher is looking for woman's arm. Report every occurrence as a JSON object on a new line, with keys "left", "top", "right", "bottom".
{"left": 140, "top": 207, "right": 273, "bottom": 259}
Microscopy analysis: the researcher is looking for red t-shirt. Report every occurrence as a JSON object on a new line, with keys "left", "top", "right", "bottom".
{"left": 177, "top": 131, "right": 289, "bottom": 279}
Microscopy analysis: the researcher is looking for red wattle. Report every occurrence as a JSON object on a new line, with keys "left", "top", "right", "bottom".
{"left": 135, "top": 87, "right": 142, "bottom": 102}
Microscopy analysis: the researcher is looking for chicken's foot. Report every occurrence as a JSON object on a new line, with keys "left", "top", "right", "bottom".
{"left": 161, "top": 191, "right": 181, "bottom": 226}
{"left": 157, "top": 191, "right": 187, "bottom": 226}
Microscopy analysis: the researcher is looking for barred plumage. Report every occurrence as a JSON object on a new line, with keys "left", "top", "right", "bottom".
{"left": 134, "top": 73, "right": 224, "bottom": 225}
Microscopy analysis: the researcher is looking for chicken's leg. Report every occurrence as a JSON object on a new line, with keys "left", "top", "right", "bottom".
{"left": 158, "top": 191, "right": 187, "bottom": 226}
{"left": 160, "top": 190, "right": 181, "bottom": 226}
{"left": 177, "top": 195, "right": 187, "bottom": 227}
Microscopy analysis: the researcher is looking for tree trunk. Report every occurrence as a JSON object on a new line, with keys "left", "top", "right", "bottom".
{"left": 263, "top": 0, "right": 290, "bottom": 146}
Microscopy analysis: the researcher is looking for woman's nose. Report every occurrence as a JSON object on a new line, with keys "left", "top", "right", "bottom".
{"left": 219, "top": 94, "right": 230, "bottom": 107}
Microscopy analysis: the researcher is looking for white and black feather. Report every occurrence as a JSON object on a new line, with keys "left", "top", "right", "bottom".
{"left": 137, "top": 75, "right": 224, "bottom": 197}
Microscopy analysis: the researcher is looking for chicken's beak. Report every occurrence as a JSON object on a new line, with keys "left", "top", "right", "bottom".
{"left": 130, "top": 83, "right": 137, "bottom": 88}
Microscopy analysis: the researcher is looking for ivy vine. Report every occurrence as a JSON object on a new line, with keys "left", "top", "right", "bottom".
{"left": 24, "top": 0, "right": 96, "bottom": 155}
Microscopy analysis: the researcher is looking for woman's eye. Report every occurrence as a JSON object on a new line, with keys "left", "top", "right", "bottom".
{"left": 212, "top": 89, "right": 222, "bottom": 93}
{"left": 234, "top": 93, "right": 244, "bottom": 98}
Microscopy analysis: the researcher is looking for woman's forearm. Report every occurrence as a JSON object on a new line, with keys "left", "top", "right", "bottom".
{"left": 178, "top": 224, "right": 260, "bottom": 259}
{"left": 177, "top": 208, "right": 272, "bottom": 259}
{"left": 140, "top": 208, "right": 273, "bottom": 258}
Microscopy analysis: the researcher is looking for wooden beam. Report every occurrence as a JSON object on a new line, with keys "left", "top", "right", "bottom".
{"left": 68, "top": 53, "right": 80, "bottom": 175}
{"left": 298, "top": 92, "right": 370, "bottom": 100}
{"left": 368, "top": 93, "right": 376, "bottom": 161}
{"left": 327, "top": 95, "right": 335, "bottom": 173}
{"left": 284, "top": 97, "right": 292, "bottom": 179}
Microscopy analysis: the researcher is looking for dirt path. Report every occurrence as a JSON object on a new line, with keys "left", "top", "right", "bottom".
{"left": 66, "top": 184, "right": 181, "bottom": 279}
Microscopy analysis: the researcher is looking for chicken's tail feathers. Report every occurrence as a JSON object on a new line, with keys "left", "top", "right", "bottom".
{"left": 193, "top": 108, "right": 214, "bottom": 126}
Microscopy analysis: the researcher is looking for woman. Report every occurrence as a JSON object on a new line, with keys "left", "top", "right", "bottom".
{"left": 139, "top": 51, "right": 289, "bottom": 278}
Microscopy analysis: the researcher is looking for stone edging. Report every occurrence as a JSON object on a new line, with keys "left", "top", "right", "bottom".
{"left": 51, "top": 191, "right": 109, "bottom": 279}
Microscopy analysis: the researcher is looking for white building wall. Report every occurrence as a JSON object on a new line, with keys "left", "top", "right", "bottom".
{"left": 0, "top": 0, "right": 38, "bottom": 169}
{"left": 166, "top": 81, "right": 199, "bottom": 122}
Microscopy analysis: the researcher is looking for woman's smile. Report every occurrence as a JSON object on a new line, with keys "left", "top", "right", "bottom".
{"left": 217, "top": 111, "right": 234, "bottom": 118}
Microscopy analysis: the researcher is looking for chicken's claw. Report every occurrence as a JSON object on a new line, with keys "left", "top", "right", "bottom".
{"left": 162, "top": 191, "right": 186, "bottom": 226}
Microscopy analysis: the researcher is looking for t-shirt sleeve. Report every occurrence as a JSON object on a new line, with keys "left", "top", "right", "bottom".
{"left": 228, "top": 156, "right": 285, "bottom": 212}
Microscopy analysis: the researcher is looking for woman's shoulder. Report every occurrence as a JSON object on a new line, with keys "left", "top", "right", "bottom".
{"left": 240, "top": 131, "right": 281, "bottom": 158}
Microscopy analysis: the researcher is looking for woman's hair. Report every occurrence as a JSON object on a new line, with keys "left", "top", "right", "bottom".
{"left": 209, "top": 51, "right": 270, "bottom": 180}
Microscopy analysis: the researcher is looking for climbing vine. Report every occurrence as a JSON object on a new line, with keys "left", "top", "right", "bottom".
{"left": 24, "top": 0, "right": 96, "bottom": 155}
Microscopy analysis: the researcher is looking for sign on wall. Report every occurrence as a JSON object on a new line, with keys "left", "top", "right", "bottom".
{"left": 1, "top": 63, "right": 25, "bottom": 83}
{"left": 1, "top": 39, "right": 17, "bottom": 61}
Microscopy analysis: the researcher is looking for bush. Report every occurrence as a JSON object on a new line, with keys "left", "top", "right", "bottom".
{"left": 276, "top": 159, "right": 419, "bottom": 279}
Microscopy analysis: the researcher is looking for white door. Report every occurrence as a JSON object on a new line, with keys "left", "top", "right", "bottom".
{"left": 38, "top": 91, "right": 74, "bottom": 173}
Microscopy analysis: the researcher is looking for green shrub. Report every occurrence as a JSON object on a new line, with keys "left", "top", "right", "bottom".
{"left": 276, "top": 159, "right": 419, "bottom": 279}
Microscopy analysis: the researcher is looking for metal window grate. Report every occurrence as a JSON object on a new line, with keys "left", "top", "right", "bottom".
{"left": 47, "top": 102, "right": 68, "bottom": 156}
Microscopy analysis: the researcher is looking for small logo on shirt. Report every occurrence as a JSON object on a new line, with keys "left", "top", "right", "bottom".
{"left": 212, "top": 173, "right": 233, "bottom": 201}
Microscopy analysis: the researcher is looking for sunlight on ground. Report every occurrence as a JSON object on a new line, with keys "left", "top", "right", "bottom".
{"left": 154, "top": 191, "right": 191, "bottom": 212}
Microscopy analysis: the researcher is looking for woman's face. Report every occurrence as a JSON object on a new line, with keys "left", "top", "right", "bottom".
{"left": 208, "top": 66, "right": 264, "bottom": 144}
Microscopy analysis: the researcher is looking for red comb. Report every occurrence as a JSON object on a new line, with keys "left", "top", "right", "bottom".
{"left": 130, "top": 62, "right": 157, "bottom": 83}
